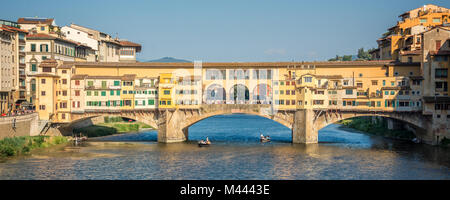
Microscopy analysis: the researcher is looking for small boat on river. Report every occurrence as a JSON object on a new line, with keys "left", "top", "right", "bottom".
{"left": 198, "top": 137, "right": 211, "bottom": 147}
{"left": 260, "top": 134, "right": 271, "bottom": 143}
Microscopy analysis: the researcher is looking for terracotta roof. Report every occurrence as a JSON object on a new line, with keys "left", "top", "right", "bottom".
{"left": 119, "top": 40, "right": 141, "bottom": 52}
{"left": 429, "top": 50, "right": 450, "bottom": 56}
{"left": 27, "top": 33, "right": 80, "bottom": 46}
{"left": 315, "top": 75, "right": 343, "bottom": 79}
{"left": 71, "top": 74, "right": 88, "bottom": 80}
{"left": 0, "top": 26, "right": 14, "bottom": 33}
{"left": 86, "top": 75, "right": 123, "bottom": 79}
{"left": 401, "top": 50, "right": 421, "bottom": 55}
{"left": 64, "top": 60, "right": 413, "bottom": 68}
{"left": 39, "top": 59, "right": 58, "bottom": 68}
{"left": 17, "top": 18, "right": 54, "bottom": 25}
{"left": 121, "top": 74, "right": 136, "bottom": 81}
{"left": 58, "top": 64, "right": 73, "bottom": 69}
{"left": 29, "top": 73, "right": 60, "bottom": 78}
{"left": 1, "top": 25, "right": 28, "bottom": 33}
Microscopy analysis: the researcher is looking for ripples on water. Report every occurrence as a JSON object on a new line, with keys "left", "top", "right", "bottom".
{"left": 0, "top": 114, "right": 449, "bottom": 180}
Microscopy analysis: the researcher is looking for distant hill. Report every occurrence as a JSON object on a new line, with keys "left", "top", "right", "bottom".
{"left": 146, "top": 57, "right": 192, "bottom": 63}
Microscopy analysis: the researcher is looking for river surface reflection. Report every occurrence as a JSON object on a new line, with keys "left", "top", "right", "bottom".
{"left": 0, "top": 114, "right": 449, "bottom": 180}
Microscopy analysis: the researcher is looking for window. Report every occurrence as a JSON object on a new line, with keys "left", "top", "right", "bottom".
{"left": 110, "top": 90, "right": 114, "bottom": 95}
{"left": 343, "top": 80, "right": 349, "bottom": 86}
{"left": 31, "top": 64, "right": 37, "bottom": 72}
{"left": 346, "top": 89, "right": 353, "bottom": 95}
{"left": 75, "top": 80, "right": 80, "bottom": 85}
{"left": 39, "top": 105, "right": 46, "bottom": 110}
{"left": 102, "top": 81, "right": 107, "bottom": 88}
{"left": 304, "top": 77, "right": 312, "bottom": 83}
{"left": 40, "top": 26, "right": 45, "bottom": 31}
{"left": 31, "top": 44, "right": 36, "bottom": 52}
{"left": 62, "top": 91, "right": 67, "bottom": 96}
{"left": 164, "top": 90, "right": 170, "bottom": 95}
{"left": 390, "top": 91, "right": 395, "bottom": 95}
{"left": 41, "top": 91, "right": 46, "bottom": 96}
{"left": 148, "top": 99, "right": 155, "bottom": 105}
{"left": 385, "top": 91, "right": 389, "bottom": 95}
{"left": 356, "top": 83, "right": 363, "bottom": 88}
{"left": 371, "top": 80, "right": 378, "bottom": 85}
{"left": 87, "top": 91, "right": 91, "bottom": 96}
{"left": 75, "top": 90, "right": 80, "bottom": 96}
{"left": 43, "top": 67, "right": 51, "bottom": 72}
{"left": 42, "top": 56, "right": 47, "bottom": 60}
{"left": 101, "top": 91, "right": 106, "bottom": 96}
{"left": 435, "top": 69, "right": 448, "bottom": 78}
{"left": 359, "top": 73, "right": 363, "bottom": 77}
{"left": 88, "top": 81, "right": 93, "bottom": 87}
{"left": 114, "top": 80, "right": 120, "bottom": 86}
{"left": 41, "top": 79, "right": 46, "bottom": 84}
{"left": 433, "top": 18, "right": 441, "bottom": 23}
{"left": 62, "top": 79, "right": 67, "bottom": 84}
{"left": 420, "top": 18, "right": 427, "bottom": 23}
{"left": 94, "top": 91, "right": 98, "bottom": 96}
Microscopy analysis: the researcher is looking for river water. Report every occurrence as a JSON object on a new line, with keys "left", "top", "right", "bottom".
{"left": 0, "top": 114, "right": 449, "bottom": 180}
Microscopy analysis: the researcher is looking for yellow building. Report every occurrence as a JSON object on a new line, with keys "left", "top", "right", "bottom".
{"left": 120, "top": 74, "right": 136, "bottom": 109}
{"left": 375, "top": 4, "right": 449, "bottom": 61}
{"left": 158, "top": 73, "right": 175, "bottom": 109}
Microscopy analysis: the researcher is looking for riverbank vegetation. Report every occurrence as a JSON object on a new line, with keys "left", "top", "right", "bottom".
{"left": 73, "top": 117, "right": 154, "bottom": 137}
{"left": 338, "top": 117, "right": 416, "bottom": 140}
{"left": 0, "top": 136, "right": 68, "bottom": 158}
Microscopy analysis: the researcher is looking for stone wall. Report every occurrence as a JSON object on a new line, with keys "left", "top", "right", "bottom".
{"left": 0, "top": 113, "right": 39, "bottom": 139}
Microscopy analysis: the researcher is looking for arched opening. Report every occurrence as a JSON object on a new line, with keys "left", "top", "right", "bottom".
{"left": 205, "top": 84, "right": 226, "bottom": 104}
{"left": 187, "top": 113, "right": 291, "bottom": 143}
{"left": 319, "top": 116, "right": 420, "bottom": 145}
{"left": 252, "top": 84, "right": 272, "bottom": 104}
{"left": 229, "top": 84, "right": 249, "bottom": 103}
{"left": 70, "top": 116, "right": 157, "bottom": 139}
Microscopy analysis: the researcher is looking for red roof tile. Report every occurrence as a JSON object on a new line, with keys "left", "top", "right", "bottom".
{"left": 17, "top": 18, "right": 54, "bottom": 25}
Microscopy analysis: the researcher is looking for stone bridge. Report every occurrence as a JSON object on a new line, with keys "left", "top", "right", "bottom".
{"left": 68, "top": 105, "right": 435, "bottom": 144}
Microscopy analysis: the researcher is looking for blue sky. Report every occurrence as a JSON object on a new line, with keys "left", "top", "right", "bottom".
{"left": 1, "top": 0, "right": 449, "bottom": 62}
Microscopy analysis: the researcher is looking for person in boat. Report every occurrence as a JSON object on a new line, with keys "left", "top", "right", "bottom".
{"left": 260, "top": 134, "right": 265, "bottom": 140}
{"left": 265, "top": 135, "right": 271, "bottom": 140}
{"left": 206, "top": 137, "right": 210, "bottom": 144}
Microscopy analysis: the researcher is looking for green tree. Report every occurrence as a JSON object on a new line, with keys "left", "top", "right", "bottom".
{"left": 357, "top": 48, "right": 372, "bottom": 61}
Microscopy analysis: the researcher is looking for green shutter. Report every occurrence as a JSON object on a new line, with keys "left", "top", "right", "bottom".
{"left": 101, "top": 91, "right": 106, "bottom": 96}
{"left": 116, "top": 90, "right": 120, "bottom": 95}
{"left": 102, "top": 81, "right": 107, "bottom": 88}
{"left": 143, "top": 100, "right": 145, "bottom": 106}
{"left": 87, "top": 91, "right": 91, "bottom": 96}
{"left": 114, "top": 81, "right": 120, "bottom": 86}
{"left": 110, "top": 90, "right": 114, "bottom": 95}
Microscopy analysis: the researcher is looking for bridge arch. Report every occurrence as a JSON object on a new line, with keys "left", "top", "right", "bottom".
{"left": 311, "top": 110, "right": 431, "bottom": 141}
{"left": 67, "top": 112, "right": 159, "bottom": 133}
{"left": 158, "top": 105, "right": 295, "bottom": 142}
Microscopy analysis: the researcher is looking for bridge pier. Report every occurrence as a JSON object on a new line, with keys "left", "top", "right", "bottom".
{"left": 157, "top": 110, "right": 188, "bottom": 143}
{"left": 292, "top": 109, "right": 318, "bottom": 144}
